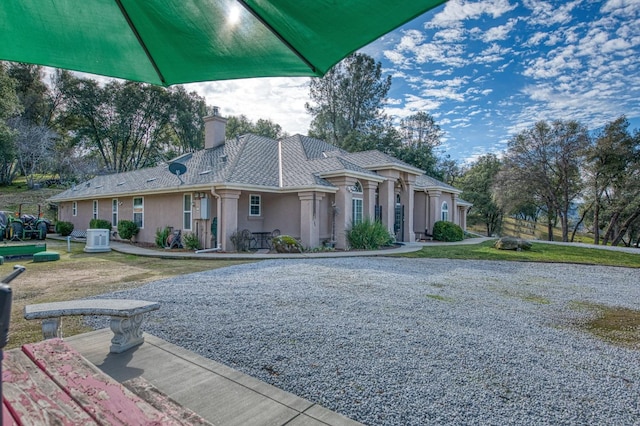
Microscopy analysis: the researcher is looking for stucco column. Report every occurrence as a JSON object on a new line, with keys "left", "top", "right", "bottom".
{"left": 401, "top": 175, "right": 416, "bottom": 243}
{"left": 325, "top": 176, "right": 357, "bottom": 249}
{"left": 298, "top": 191, "right": 323, "bottom": 249}
{"left": 427, "top": 190, "right": 441, "bottom": 233}
{"left": 362, "top": 181, "right": 377, "bottom": 220}
{"left": 451, "top": 193, "right": 458, "bottom": 225}
{"left": 377, "top": 175, "right": 396, "bottom": 236}
{"left": 216, "top": 189, "right": 240, "bottom": 251}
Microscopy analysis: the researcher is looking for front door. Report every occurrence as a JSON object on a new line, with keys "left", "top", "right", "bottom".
{"left": 394, "top": 204, "right": 404, "bottom": 242}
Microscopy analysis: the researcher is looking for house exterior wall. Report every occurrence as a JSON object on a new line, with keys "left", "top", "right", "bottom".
{"left": 413, "top": 192, "right": 428, "bottom": 235}
{"left": 58, "top": 193, "right": 197, "bottom": 244}
{"left": 438, "top": 192, "right": 455, "bottom": 223}
{"left": 236, "top": 192, "right": 301, "bottom": 237}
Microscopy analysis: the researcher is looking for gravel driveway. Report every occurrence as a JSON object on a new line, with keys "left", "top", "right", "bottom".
{"left": 93, "top": 258, "right": 639, "bottom": 425}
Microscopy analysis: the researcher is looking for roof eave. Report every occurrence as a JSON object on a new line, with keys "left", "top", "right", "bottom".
{"left": 318, "top": 170, "right": 385, "bottom": 183}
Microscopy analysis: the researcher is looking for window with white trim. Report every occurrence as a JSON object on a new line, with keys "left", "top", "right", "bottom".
{"left": 112, "top": 199, "right": 118, "bottom": 227}
{"left": 249, "top": 194, "right": 261, "bottom": 216}
{"left": 441, "top": 201, "right": 449, "bottom": 222}
{"left": 351, "top": 180, "right": 363, "bottom": 225}
{"left": 183, "top": 194, "right": 192, "bottom": 230}
{"left": 352, "top": 198, "right": 363, "bottom": 225}
{"left": 92, "top": 200, "right": 98, "bottom": 220}
{"left": 72, "top": 201, "right": 77, "bottom": 217}
{"left": 133, "top": 197, "right": 144, "bottom": 229}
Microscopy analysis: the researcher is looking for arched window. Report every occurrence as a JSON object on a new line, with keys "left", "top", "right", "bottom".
{"left": 441, "top": 201, "right": 449, "bottom": 222}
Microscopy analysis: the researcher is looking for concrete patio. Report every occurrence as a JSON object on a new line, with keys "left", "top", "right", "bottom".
{"left": 66, "top": 329, "right": 362, "bottom": 426}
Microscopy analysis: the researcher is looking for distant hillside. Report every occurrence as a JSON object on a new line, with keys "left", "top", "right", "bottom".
{"left": 470, "top": 216, "right": 594, "bottom": 243}
{"left": 0, "top": 183, "right": 63, "bottom": 221}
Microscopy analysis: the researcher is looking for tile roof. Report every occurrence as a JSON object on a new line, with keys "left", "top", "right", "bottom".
{"left": 415, "top": 174, "right": 461, "bottom": 193}
{"left": 49, "top": 133, "right": 462, "bottom": 201}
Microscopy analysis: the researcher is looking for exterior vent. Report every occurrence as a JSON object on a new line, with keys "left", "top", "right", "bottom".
{"left": 117, "top": 181, "right": 125, "bottom": 186}
{"left": 146, "top": 177, "right": 157, "bottom": 182}
{"left": 199, "top": 170, "right": 211, "bottom": 175}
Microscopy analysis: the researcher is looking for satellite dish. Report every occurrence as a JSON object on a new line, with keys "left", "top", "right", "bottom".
{"left": 168, "top": 162, "right": 187, "bottom": 184}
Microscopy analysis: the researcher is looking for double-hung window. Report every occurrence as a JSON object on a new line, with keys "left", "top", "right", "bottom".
{"left": 351, "top": 181, "right": 363, "bottom": 225}
{"left": 72, "top": 201, "right": 77, "bottom": 217}
{"left": 112, "top": 199, "right": 118, "bottom": 227}
{"left": 249, "top": 194, "right": 261, "bottom": 217}
{"left": 441, "top": 201, "right": 449, "bottom": 222}
{"left": 183, "top": 194, "right": 192, "bottom": 230}
{"left": 92, "top": 200, "right": 98, "bottom": 220}
{"left": 133, "top": 197, "right": 144, "bottom": 228}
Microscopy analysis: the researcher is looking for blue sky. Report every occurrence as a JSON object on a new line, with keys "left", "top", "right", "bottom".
{"left": 188, "top": 0, "right": 640, "bottom": 163}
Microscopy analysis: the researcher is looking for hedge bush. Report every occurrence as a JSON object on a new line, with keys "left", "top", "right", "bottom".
{"left": 117, "top": 220, "right": 139, "bottom": 241}
{"left": 347, "top": 218, "right": 393, "bottom": 250}
{"left": 272, "top": 235, "right": 303, "bottom": 253}
{"left": 55, "top": 221, "right": 74, "bottom": 236}
{"left": 182, "top": 232, "right": 200, "bottom": 250}
{"left": 89, "top": 218, "right": 112, "bottom": 230}
{"left": 155, "top": 226, "right": 171, "bottom": 248}
{"left": 432, "top": 221, "right": 464, "bottom": 242}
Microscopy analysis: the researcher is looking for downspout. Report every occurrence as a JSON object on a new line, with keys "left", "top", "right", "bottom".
{"left": 278, "top": 140, "right": 283, "bottom": 188}
{"left": 195, "top": 186, "right": 222, "bottom": 253}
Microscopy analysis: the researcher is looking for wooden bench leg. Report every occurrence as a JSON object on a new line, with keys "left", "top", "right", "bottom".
{"left": 41, "top": 318, "right": 61, "bottom": 339}
{"left": 109, "top": 314, "right": 144, "bottom": 353}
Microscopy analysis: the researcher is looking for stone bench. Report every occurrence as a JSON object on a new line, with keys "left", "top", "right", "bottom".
{"left": 24, "top": 299, "right": 160, "bottom": 353}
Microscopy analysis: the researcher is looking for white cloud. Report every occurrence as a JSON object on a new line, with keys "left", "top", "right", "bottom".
{"left": 601, "top": 0, "right": 640, "bottom": 16}
{"left": 481, "top": 18, "right": 518, "bottom": 42}
{"left": 522, "top": 0, "right": 582, "bottom": 25}
{"left": 185, "top": 77, "right": 312, "bottom": 135}
{"left": 427, "top": 0, "right": 517, "bottom": 28}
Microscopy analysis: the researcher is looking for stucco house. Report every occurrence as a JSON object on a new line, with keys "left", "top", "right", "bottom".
{"left": 49, "top": 113, "right": 471, "bottom": 251}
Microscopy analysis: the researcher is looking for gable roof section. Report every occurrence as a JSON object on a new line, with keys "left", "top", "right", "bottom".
{"left": 49, "top": 133, "right": 464, "bottom": 202}
{"left": 343, "top": 150, "right": 425, "bottom": 175}
{"left": 415, "top": 174, "right": 462, "bottom": 194}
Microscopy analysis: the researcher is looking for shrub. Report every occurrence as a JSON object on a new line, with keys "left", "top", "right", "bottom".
{"left": 89, "top": 218, "right": 112, "bottom": 230}
{"left": 272, "top": 235, "right": 303, "bottom": 253}
{"left": 230, "top": 229, "right": 252, "bottom": 252}
{"left": 55, "top": 221, "right": 74, "bottom": 236}
{"left": 155, "top": 226, "right": 170, "bottom": 248}
{"left": 432, "top": 221, "right": 464, "bottom": 242}
{"left": 117, "top": 220, "right": 139, "bottom": 241}
{"left": 347, "top": 218, "right": 393, "bottom": 250}
{"left": 182, "top": 232, "right": 200, "bottom": 250}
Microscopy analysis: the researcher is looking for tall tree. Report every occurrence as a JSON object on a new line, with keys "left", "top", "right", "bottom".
{"left": 254, "top": 118, "right": 285, "bottom": 139}
{"left": 585, "top": 117, "right": 640, "bottom": 246}
{"left": 11, "top": 117, "right": 56, "bottom": 188}
{"left": 6, "top": 63, "right": 50, "bottom": 125}
{"left": 394, "top": 112, "right": 443, "bottom": 176}
{"left": 61, "top": 77, "right": 171, "bottom": 173}
{"left": 225, "top": 115, "right": 254, "bottom": 139}
{"left": 306, "top": 53, "right": 391, "bottom": 150}
{"left": 495, "top": 120, "right": 590, "bottom": 242}
{"left": 0, "top": 63, "right": 22, "bottom": 185}
{"left": 166, "top": 86, "right": 207, "bottom": 154}
{"left": 438, "top": 155, "right": 462, "bottom": 186}
{"left": 225, "top": 115, "right": 287, "bottom": 140}
{"left": 460, "top": 154, "right": 504, "bottom": 237}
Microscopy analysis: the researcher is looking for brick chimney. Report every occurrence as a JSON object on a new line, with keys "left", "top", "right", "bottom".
{"left": 204, "top": 107, "right": 227, "bottom": 149}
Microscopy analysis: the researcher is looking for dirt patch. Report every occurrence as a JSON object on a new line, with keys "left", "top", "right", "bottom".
{"left": 570, "top": 301, "right": 640, "bottom": 350}
{"left": 1, "top": 239, "right": 252, "bottom": 349}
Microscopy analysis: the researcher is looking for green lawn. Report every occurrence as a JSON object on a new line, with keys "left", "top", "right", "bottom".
{"left": 398, "top": 240, "right": 640, "bottom": 268}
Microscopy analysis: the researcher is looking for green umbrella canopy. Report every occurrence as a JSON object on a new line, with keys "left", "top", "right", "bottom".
{"left": 1, "top": 0, "right": 446, "bottom": 86}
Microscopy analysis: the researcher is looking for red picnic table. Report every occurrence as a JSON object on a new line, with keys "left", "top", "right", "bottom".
{"left": 2, "top": 338, "right": 209, "bottom": 425}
